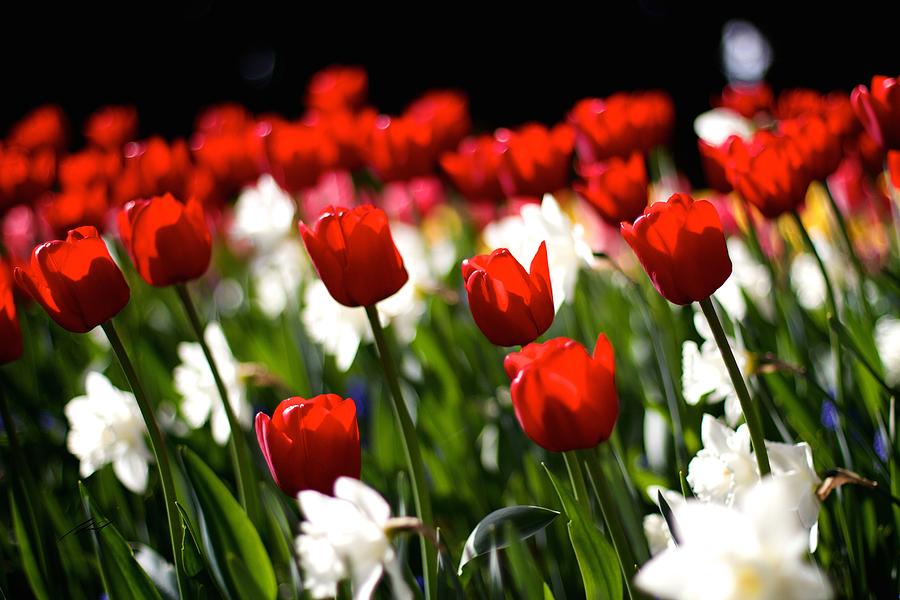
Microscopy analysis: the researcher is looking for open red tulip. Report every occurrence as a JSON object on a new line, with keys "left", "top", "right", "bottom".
{"left": 504, "top": 334, "right": 618, "bottom": 452}
{"left": 621, "top": 193, "right": 732, "bottom": 305}
{"left": 14, "top": 226, "right": 130, "bottom": 333}
{"left": 462, "top": 241, "right": 554, "bottom": 347}
{"left": 300, "top": 204, "right": 408, "bottom": 308}
{"left": 118, "top": 193, "right": 212, "bottom": 287}
{"left": 255, "top": 394, "right": 361, "bottom": 497}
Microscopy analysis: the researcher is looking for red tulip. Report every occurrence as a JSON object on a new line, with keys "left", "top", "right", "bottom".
{"left": 504, "top": 334, "right": 618, "bottom": 452}
{"left": 299, "top": 205, "right": 408, "bottom": 307}
{"left": 621, "top": 193, "right": 732, "bottom": 305}
{"left": 307, "top": 66, "right": 368, "bottom": 114}
{"left": 191, "top": 126, "right": 266, "bottom": 198}
{"left": 697, "top": 138, "right": 734, "bottom": 194}
{"left": 495, "top": 123, "right": 574, "bottom": 199}
{"left": 462, "top": 241, "right": 553, "bottom": 347}
{"left": 0, "top": 146, "right": 56, "bottom": 209}
{"left": 780, "top": 116, "right": 842, "bottom": 181}
{"left": 265, "top": 120, "right": 340, "bottom": 193}
{"left": 114, "top": 137, "right": 193, "bottom": 206}
{"left": 717, "top": 82, "right": 773, "bottom": 119}
{"left": 363, "top": 114, "right": 436, "bottom": 183}
{"left": 84, "top": 105, "right": 138, "bottom": 150}
{"left": 568, "top": 92, "right": 674, "bottom": 162}
{"left": 8, "top": 105, "right": 68, "bottom": 153}
{"left": 255, "top": 394, "right": 361, "bottom": 496}
{"left": 14, "top": 226, "right": 130, "bottom": 332}
{"left": 725, "top": 132, "right": 811, "bottom": 218}
{"left": 0, "top": 260, "right": 22, "bottom": 364}
{"left": 40, "top": 187, "right": 109, "bottom": 238}
{"left": 440, "top": 135, "right": 505, "bottom": 205}
{"left": 852, "top": 75, "right": 900, "bottom": 150}
{"left": 58, "top": 149, "right": 121, "bottom": 191}
{"left": 406, "top": 90, "right": 472, "bottom": 155}
{"left": 118, "top": 194, "right": 211, "bottom": 287}
{"left": 194, "top": 103, "right": 255, "bottom": 136}
{"left": 574, "top": 152, "right": 648, "bottom": 226}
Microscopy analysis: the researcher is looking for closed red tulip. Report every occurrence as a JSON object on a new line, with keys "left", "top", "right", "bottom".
{"left": 299, "top": 205, "right": 408, "bottom": 307}
{"left": 574, "top": 152, "right": 648, "bottom": 226}
{"left": 504, "top": 334, "right": 618, "bottom": 452}
{"left": 440, "top": 135, "right": 505, "bottom": 205}
{"left": 462, "top": 241, "right": 553, "bottom": 347}
{"left": 84, "top": 105, "right": 138, "bottom": 150}
{"left": 14, "top": 226, "right": 130, "bottom": 332}
{"left": 725, "top": 132, "right": 811, "bottom": 218}
{"left": 621, "top": 193, "right": 732, "bottom": 305}
{"left": 0, "top": 260, "right": 22, "bottom": 364}
{"left": 495, "top": 123, "right": 574, "bottom": 199}
{"left": 255, "top": 394, "right": 361, "bottom": 496}
{"left": 307, "top": 66, "right": 368, "bottom": 114}
{"left": 852, "top": 75, "right": 900, "bottom": 150}
{"left": 118, "top": 194, "right": 211, "bottom": 287}
{"left": 114, "top": 137, "right": 193, "bottom": 206}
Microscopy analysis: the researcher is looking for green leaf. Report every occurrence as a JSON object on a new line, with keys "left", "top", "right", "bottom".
{"left": 9, "top": 491, "right": 50, "bottom": 600}
{"left": 544, "top": 465, "right": 622, "bottom": 600}
{"left": 78, "top": 483, "right": 163, "bottom": 600}
{"left": 176, "top": 503, "right": 205, "bottom": 578}
{"left": 458, "top": 505, "right": 560, "bottom": 575}
{"left": 435, "top": 528, "right": 465, "bottom": 600}
{"left": 180, "top": 447, "right": 277, "bottom": 600}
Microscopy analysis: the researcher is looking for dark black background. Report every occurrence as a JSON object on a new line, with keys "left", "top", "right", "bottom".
{"left": 1, "top": 2, "right": 896, "bottom": 184}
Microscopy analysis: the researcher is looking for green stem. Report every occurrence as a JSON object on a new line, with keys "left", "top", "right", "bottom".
{"left": 175, "top": 283, "right": 261, "bottom": 527}
{"left": 101, "top": 320, "right": 186, "bottom": 597}
{"left": 563, "top": 451, "right": 590, "bottom": 511}
{"left": 583, "top": 449, "right": 637, "bottom": 600}
{"left": 822, "top": 183, "right": 875, "bottom": 320}
{"left": 364, "top": 305, "right": 436, "bottom": 600}
{"left": 698, "top": 298, "right": 771, "bottom": 476}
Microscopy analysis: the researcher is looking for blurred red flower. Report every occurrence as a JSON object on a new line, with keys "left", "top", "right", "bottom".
{"left": 440, "top": 134, "right": 505, "bottom": 205}
{"left": 495, "top": 123, "right": 574, "bottom": 199}
{"left": 574, "top": 152, "right": 648, "bottom": 226}
{"left": 0, "top": 260, "right": 22, "bottom": 364}
{"left": 568, "top": 91, "right": 673, "bottom": 162}
{"left": 307, "top": 66, "right": 368, "bottom": 114}
{"left": 84, "top": 105, "right": 139, "bottom": 150}
{"left": 8, "top": 105, "right": 68, "bottom": 153}
{"left": 852, "top": 75, "right": 900, "bottom": 150}
{"left": 717, "top": 82, "right": 773, "bottom": 119}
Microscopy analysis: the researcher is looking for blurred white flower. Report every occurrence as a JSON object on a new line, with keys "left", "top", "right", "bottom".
{"left": 643, "top": 486, "right": 685, "bottom": 556}
{"left": 174, "top": 322, "right": 251, "bottom": 445}
{"left": 231, "top": 175, "right": 309, "bottom": 317}
{"left": 687, "top": 415, "right": 759, "bottom": 506}
{"left": 65, "top": 372, "right": 150, "bottom": 494}
{"left": 231, "top": 174, "right": 297, "bottom": 251}
{"left": 482, "top": 194, "right": 594, "bottom": 311}
{"left": 714, "top": 238, "right": 773, "bottom": 323}
{"left": 251, "top": 239, "right": 308, "bottom": 317}
{"left": 694, "top": 109, "right": 755, "bottom": 146}
{"left": 636, "top": 477, "right": 832, "bottom": 600}
{"left": 875, "top": 316, "right": 900, "bottom": 386}
{"left": 790, "top": 238, "right": 847, "bottom": 312}
{"left": 721, "top": 19, "right": 773, "bottom": 83}
{"left": 643, "top": 408, "right": 670, "bottom": 471}
{"left": 296, "top": 477, "right": 412, "bottom": 600}
{"left": 766, "top": 441, "right": 821, "bottom": 552}
{"left": 301, "top": 222, "right": 433, "bottom": 372}
{"left": 682, "top": 340, "right": 745, "bottom": 427}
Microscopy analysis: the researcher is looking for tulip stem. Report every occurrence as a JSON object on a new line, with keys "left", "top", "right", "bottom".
{"left": 583, "top": 449, "right": 637, "bottom": 600}
{"left": 175, "top": 283, "right": 261, "bottom": 527}
{"left": 101, "top": 319, "right": 187, "bottom": 597}
{"left": 563, "top": 451, "right": 590, "bottom": 510}
{"left": 364, "top": 304, "right": 436, "bottom": 600}
{"left": 698, "top": 298, "right": 771, "bottom": 476}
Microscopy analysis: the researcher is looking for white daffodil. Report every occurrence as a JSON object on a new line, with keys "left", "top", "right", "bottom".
{"left": 173, "top": 322, "right": 251, "bottom": 445}
{"left": 694, "top": 108, "right": 755, "bottom": 146}
{"left": 482, "top": 194, "right": 594, "bottom": 311}
{"left": 643, "top": 486, "right": 686, "bottom": 556}
{"left": 682, "top": 340, "right": 745, "bottom": 427}
{"left": 636, "top": 477, "right": 833, "bottom": 600}
{"left": 766, "top": 441, "right": 821, "bottom": 552}
{"left": 231, "top": 174, "right": 297, "bottom": 252}
{"left": 296, "top": 477, "right": 413, "bottom": 600}
{"left": 231, "top": 175, "right": 309, "bottom": 317}
{"left": 875, "top": 316, "right": 900, "bottom": 387}
{"left": 301, "top": 222, "right": 432, "bottom": 372}
{"left": 790, "top": 237, "right": 848, "bottom": 312}
{"left": 64, "top": 372, "right": 151, "bottom": 494}
{"left": 686, "top": 415, "right": 759, "bottom": 506}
